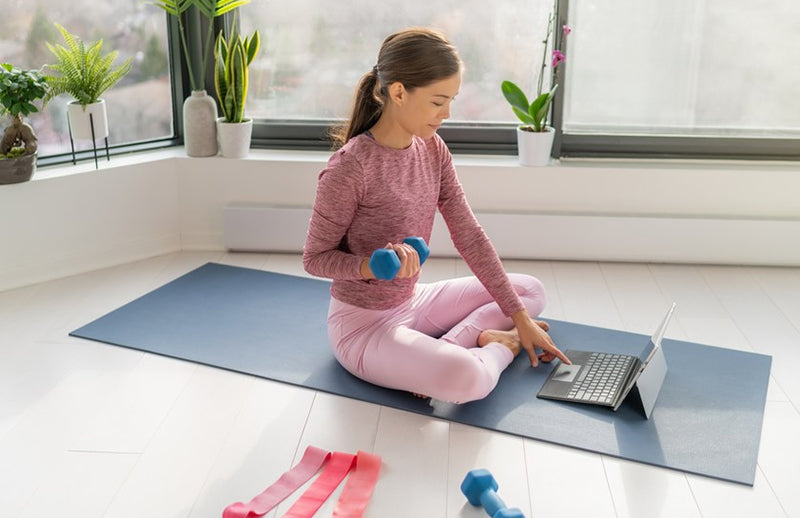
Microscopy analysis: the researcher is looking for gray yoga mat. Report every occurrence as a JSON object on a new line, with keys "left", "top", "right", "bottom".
{"left": 70, "top": 262, "right": 771, "bottom": 486}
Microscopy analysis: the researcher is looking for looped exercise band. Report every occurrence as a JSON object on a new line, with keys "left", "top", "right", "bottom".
{"left": 222, "top": 446, "right": 381, "bottom": 518}
{"left": 332, "top": 450, "right": 382, "bottom": 518}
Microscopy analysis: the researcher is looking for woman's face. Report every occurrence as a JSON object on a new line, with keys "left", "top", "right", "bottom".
{"left": 392, "top": 73, "right": 461, "bottom": 139}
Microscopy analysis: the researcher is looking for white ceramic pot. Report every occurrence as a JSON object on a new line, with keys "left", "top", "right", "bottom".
{"left": 183, "top": 90, "right": 218, "bottom": 157}
{"left": 216, "top": 118, "right": 253, "bottom": 159}
{"left": 68, "top": 100, "right": 109, "bottom": 141}
{"left": 516, "top": 125, "right": 555, "bottom": 167}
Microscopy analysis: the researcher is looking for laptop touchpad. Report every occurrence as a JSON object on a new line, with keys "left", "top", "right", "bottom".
{"left": 551, "top": 363, "right": 581, "bottom": 382}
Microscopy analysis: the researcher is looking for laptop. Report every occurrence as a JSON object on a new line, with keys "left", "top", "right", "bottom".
{"left": 537, "top": 303, "right": 676, "bottom": 418}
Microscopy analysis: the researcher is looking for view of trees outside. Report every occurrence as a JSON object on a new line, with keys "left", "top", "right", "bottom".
{"left": 1, "top": 0, "right": 172, "bottom": 155}
{"left": 239, "top": 0, "right": 552, "bottom": 124}
{"left": 564, "top": 0, "right": 800, "bottom": 137}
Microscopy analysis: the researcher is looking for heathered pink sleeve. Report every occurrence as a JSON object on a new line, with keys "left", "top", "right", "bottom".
{"left": 434, "top": 138, "right": 525, "bottom": 317}
{"left": 302, "top": 150, "right": 365, "bottom": 280}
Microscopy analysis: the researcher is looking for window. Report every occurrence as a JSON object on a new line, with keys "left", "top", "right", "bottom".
{"left": 563, "top": 0, "right": 800, "bottom": 139}
{"left": 239, "top": 0, "right": 552, "bottom": 123}
{"left": 558, "top": 0, "right": 800, "bottom": 159}
{"left": 3, "top": 0, "right": 174, "bottom": 160}
{"left": 234, "top": 0, "right": 800, "bottom": 159}
{"left": 238, "top": 0, "right": 553, "bottom": 151}
{"left": 15, "top": 1, "right": 794, "bottom": 161}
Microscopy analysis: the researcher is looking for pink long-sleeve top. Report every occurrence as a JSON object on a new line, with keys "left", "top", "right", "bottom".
{"left": 302, "top": 132, "right": 525, "bottom": 317}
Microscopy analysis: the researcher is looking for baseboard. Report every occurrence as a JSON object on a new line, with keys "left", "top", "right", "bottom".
{"left": 0, "top": 234, "right": 180, "bottom": 292}
{"left": 222, "top": 205, "right": 800, "bottom": 266}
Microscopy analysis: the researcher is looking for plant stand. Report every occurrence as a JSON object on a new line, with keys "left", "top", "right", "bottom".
{"left": 68, "top": 112, "right": 109, "bottom": 170}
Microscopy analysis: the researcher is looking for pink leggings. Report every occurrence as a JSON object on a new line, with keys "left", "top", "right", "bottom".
{"left": 327, "top": 274, "right": 547, "bottom": 404}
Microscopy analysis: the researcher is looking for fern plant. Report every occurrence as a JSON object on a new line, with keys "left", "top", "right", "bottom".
{"left": 214, "top": 29, "right": 260, "bottom": 123}
{"left": 43, "top": 24, "right": 132, "bottom": 106}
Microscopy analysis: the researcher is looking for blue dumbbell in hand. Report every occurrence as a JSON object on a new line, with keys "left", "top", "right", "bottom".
{"left": 368, "top": 237, "right": 430, "bottom": 280}
{"left": 461, "top": 469, "right": 525, "bottom": 518}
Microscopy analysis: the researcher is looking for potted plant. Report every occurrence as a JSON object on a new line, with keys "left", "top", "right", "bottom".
{"left": 214, "top": 28, "right": 260, "bottom": 158}
{"left": 501, "top": 4, "right": 571, "bottom": 166}
{"left": 151, "top": 0, "right": 251, "bottom": 157}
{"left": 43, "top": 23, "right": 132, "bottom": 146}
{"left": 0, "top": 63, "right": 49, "bottom": 184}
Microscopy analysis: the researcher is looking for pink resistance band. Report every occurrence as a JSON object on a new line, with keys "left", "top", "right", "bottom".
{"left": 332, "top": 451, "right": 382, "bottom": 518}
{"left": 223, "top": 446, "right": 329, "bottom": 518}
{"left": 222, "top": 447, "right": 382, "bottom": 518}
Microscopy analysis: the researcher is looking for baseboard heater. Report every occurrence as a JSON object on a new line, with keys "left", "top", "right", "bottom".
{"left": 223, "top": 204, "right": 800, "bottom": 266}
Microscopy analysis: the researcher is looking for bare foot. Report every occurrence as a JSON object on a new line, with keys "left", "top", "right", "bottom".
{"left": 478, "top": 328, "right": 522, "bottom": 357}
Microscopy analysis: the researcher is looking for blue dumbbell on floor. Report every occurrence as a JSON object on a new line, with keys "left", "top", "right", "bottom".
{"left": 368, "top": 237, "right": 430, "bottom": 280}
{"left": 461, "top": 469, "right": 525, "bottom": 518}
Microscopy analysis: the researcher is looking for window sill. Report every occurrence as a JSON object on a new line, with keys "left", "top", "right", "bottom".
{"left": 33, "top": 144, "right": 800, "bottom": 182}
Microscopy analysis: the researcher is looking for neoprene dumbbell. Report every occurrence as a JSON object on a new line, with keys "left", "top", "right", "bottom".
{"left": 461, "top": 469, "right": 525, "bottom": 518}
{"left": 368, "top": 236, "right": 430, "bottom": 280}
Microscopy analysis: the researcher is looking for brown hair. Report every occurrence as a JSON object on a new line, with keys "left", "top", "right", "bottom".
{"left": 329, "top": 27, "right": 462, "bottom": 149}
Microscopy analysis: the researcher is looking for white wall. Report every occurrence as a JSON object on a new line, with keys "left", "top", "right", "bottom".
{"left": 1, "top": 148, "right": 799, "bottom": 292}
{"left": 0, "top": 151, "right": 181, "bottom": 291}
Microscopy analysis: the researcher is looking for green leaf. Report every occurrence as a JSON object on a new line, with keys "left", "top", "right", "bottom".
{"left": 528, "top": 84, "right": 558, "bottom": 131}
{"left": 149, "top": 0, "right": 193, "bottom": 16}
{"left": 214, "top": 0, "right": 251, "bottom": 16}
{"left": 501, "top": 80, "right": 530, "bottom": 114}
{"left": 529, "top": 92, "right": 549, "bottom": 117}
{"left": 214, "top": 32, "right": 229, "bottom": 119}
{"left": 229, "top": 43, "right": 246, "bottom": 122}
{"left": 193, "top": 0, "right": 251, "bottom": 19}
{"left": 512, "top": 106, "right": 536, "bottom": 126}
{"left": 244, "top": 30, "right": 260, "bottom": 64}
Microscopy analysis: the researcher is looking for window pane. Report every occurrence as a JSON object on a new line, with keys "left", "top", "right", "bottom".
{"left": 239, "top": 1, "right": 552, "bottom": 124}
{"left": 2, "top": 0, "right": 173, "bottom": 156}
{"left": 564, "top": 0, "right": 800, "bottom": 138}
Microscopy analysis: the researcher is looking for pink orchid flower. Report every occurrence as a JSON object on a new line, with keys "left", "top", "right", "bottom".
{"left": 552, "top": 50, "right": 566, "bottom": 68}
{"left": 563, "top": 25, "right": 572, "bottom": 36}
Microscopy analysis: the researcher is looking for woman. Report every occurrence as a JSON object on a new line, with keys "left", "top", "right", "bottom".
{"left": 303, "top": 27, "right": 569, "bottom": 404}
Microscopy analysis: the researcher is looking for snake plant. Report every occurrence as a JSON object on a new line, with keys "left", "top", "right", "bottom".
{"left": 214, "top": 29, "right": 260, "bottom": 123}
{"left": 43, "top": 24, "right": 132, "bottom": 106}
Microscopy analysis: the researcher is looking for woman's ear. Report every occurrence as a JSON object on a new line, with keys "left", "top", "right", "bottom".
{"left": 387, "top": 82, "right": 406, "bottom": 106}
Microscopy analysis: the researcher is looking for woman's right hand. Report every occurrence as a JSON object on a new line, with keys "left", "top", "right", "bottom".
{"left": 360, "top": 242, "right": 422, "bottom": 280}
{"left": 387, "top": 241, "right": 421, "bottom": 278}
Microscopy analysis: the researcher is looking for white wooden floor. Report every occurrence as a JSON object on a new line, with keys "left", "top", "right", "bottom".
{"left": 2, "top": 251, "right": 799, "bottom": 518}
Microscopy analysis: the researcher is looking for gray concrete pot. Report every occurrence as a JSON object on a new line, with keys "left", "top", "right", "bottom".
{"left": 0, "top": 152, "right": 36, "bottom": 185}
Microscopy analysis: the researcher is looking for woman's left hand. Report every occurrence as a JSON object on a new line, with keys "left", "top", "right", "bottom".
{"left": 512, "top": 309, "right": 571, "bottom": 367}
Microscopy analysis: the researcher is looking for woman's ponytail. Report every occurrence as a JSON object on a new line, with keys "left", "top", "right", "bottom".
{"left": 329, "top": 67, "right": 384, "bottom": 149}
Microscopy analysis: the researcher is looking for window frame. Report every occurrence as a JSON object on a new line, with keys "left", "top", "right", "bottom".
{"left": 165, "top": 0, "right": 800, "bottom": 162}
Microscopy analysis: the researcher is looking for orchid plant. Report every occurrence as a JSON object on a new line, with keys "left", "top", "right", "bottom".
{"left": 502, "top": 5, "right": 571, "bottom": 132}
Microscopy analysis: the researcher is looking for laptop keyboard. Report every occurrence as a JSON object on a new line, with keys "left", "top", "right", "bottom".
{"left": 567, "top": 353, "right": 635, "bottom": 404}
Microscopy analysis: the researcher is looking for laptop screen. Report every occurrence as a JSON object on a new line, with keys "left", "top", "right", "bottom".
{"left": 637, "top": 302, "right": 677, "bottom": 364}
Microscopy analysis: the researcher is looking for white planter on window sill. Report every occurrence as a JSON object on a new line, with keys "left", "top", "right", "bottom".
{"left": 67, "top": 100, "right": 109, "bottom": 141}
{"left": 216, "top": 118, "right": 253, "bottom": 159}
{"left": 516, "top": 125, "right": 555, "bottom": 167}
